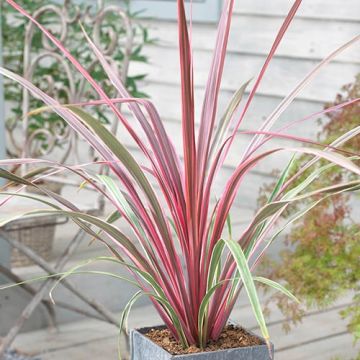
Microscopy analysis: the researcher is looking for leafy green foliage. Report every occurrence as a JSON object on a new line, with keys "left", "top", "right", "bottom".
{"left": 260, "top": 75, "right": 360, "bottom": 346}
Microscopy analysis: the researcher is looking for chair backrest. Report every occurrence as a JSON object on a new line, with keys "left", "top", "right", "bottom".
{"left": 8, "top": 0, "right": 132, "bottom": 168}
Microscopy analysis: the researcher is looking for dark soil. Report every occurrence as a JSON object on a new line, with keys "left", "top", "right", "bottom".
{"left": 145, "top": 324, "right": 264, "bottom": 355}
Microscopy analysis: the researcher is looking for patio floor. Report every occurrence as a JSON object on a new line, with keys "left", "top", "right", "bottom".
{"left": 11, "top": 292, "right": 359, "bottom": 360}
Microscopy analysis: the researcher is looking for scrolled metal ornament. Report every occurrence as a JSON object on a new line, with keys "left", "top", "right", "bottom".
{"left": 6, "top": 0, "right": 133, "bottom": 174}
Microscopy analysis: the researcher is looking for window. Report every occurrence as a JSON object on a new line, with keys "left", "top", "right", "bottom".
{"left": 130, "top": 0, "right": 222, "bottom": 22}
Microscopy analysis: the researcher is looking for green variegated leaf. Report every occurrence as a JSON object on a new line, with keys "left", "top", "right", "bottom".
{"left": 269, "top": 155, "right": 296, "bottom": 202}
{"left": 226, "top": 213, "right": 233, "bottom": 240}
{"left": 254, "top": 276, "right": 299, "bottom": 303}
{"left": 0, "top": 207, "right": 149, "bottom": 270}
{"left": 0, "top": 269, "right": 139, "bottom": 292}
{"left": 207, "top": 239, "right": 226, "bottom": 290}
{"left": 283, "top": 156, "right": 359, "bottom": 200}
{"left": 67, "top": 106, "right": 172, "bottom": 245}
{"left": 119, "top": 291, "right": 144, "bottom": 335}
{"left": 243, "top": 179, "right": 360, "bottom": 242}
{"left": 224, "top": 239, "right": 270, "bottom": 348}
{"left": 118, "top": 291, "right": 144, "bottom": 360}
{"left": 208, "top": 80, "right": 251, "bottom": 162}
{"left": 198, "top": 280, "right": 225, "bottom": 348}
{"left": 97, "top": 175, "right": 146, "bottom": 239}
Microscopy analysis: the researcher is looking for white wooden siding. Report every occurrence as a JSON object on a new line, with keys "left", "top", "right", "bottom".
{"left": 234, "top": 0, "right": 360, "bottom": 21}
{"left": 132, "top": 47, "right": 359, "bottom": 102}
{"left": 123, "top": 0, "right": 359, "bottom": 211}
{"left": 148, "top": 16, "right": 360, "bottom": 63}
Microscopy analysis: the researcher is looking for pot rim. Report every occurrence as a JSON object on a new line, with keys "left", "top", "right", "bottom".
{"left": 131, "top": 323, "right": 273, "bottom": 358}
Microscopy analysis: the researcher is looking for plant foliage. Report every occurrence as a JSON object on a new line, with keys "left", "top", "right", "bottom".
{"left": 259, "top": 75, "right": 360, "bottom": 346}
{"left": 0, "top": 0, "right": 359, "bottom": 354}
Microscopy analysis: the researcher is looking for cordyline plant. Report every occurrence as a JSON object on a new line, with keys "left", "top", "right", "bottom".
{"left": 0, "top": 0, "right": 360, "bottom": 354}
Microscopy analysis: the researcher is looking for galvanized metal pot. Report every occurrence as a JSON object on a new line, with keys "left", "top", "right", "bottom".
{"left": 130, "top": 325, "right": 274, "bottom": 360}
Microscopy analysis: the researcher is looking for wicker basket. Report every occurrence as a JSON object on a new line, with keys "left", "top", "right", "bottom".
{"left": 6, "top": 216, "right": 58, "bottom": 267}
{"left": 6, "top": 181, "right": 64, "bottom": 267}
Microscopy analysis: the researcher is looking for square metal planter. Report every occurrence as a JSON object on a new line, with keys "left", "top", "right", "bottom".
{"left": 131, "top": 325, "right": 274, "bottom": 360}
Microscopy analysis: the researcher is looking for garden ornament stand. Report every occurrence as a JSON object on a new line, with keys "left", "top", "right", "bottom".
{"left": 0, "top": 0, "right": 133, "bottom": 357}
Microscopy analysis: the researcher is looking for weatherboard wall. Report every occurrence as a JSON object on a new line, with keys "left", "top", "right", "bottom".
{"left": 122, "top": 0, "right": 360, "bottom": 212}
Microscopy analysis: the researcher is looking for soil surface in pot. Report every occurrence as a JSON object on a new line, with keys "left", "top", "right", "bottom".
{"left": 145, "top": 324, "right": 264, "bottom": 355}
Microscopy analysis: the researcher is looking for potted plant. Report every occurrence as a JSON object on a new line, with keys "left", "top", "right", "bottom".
{"left": 0, "top": 0, "right": 359, "bottom": 359}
